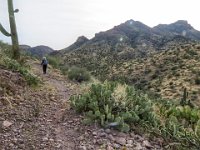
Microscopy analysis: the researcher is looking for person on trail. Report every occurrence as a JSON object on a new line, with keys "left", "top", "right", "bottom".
{"left": 41, "top": 57, "right": 48, "bottom": 74}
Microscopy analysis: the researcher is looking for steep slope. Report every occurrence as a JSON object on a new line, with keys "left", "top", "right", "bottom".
{"left": 109, "top": 42, "right": 200, "bottom": 105}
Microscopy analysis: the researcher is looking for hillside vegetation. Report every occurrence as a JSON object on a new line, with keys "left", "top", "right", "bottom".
{"left": 51, "top": 20, "right": 200, "bottom": 107}
{"left": 110, "top": 43, "right": 200, "bottom": 105}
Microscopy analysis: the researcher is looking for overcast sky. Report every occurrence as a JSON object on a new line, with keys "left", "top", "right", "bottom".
{"left": 0, "top": 0, "right": 200, "bottom": 50}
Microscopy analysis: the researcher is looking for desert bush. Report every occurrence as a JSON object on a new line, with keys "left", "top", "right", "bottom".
{"left": 159, "top": 105, "right": 200, "bottom": 148}
{"left": 60, "top": 65, "right": 69, "bottom": 75}
{"left": 186, "top": 49, "right": 198, "bottom": 56}
{"left": 70, "top": 82, "right": 158, "bottom": 132}
{"left": 2, "top": 57, "right": 39, "bottom": 86}
{"left": 68, "top": 66, "right": 90, "bottom": 82}
{"left": 46, "top": 56, "right": 60, "bottom": 68}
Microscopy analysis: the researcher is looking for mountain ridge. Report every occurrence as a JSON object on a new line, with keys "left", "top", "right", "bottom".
{"left": 62, "top": 19, "right": 199, "bottom": 50}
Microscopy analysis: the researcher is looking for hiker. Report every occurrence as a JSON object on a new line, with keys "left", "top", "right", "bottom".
{"left": 41, "top": 57, "right": 48, "bottom": 74}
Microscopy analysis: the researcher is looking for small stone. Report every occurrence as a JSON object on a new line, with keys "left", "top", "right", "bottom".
{"left": 9, "top": 143, "right": 14, "bottom": 147}
{"left": 78, "top": 136, "right": 84, "bottom": 141}
{"left": 18, "top": 139, "right": 24, "bottom": 144}
{"left": 3, "top": 120, "right": 13, "bottom": 128}
{"left": 99, "top": 129, "right": 104, "bottom": 132}
{"left": 92, "top": 131, "right": 97, "bottom": 136}
{"left": 57, "top": 139, "right": 63, "bottom": 143}
{"left": 99, "top": 132, "right": 106, "bottom": 137}
{"left": 93, "top": 139, "right": 97, "bottom": 144}
{"left": 112, "top": 143, "right": 120, "bottom": 149}
{"left": 135, "top": 143, "right": 143, "bottom": 150}
{"left": 108, "top": 134, "right": 115, "bottom": 141}
{"left": 134, "top": 135, "right": 143, "bottom": 142}
{"left": 142, "top": 140, "right": 153, "bottom": 148}
{"left": 127, "top": 139, "right": 133, "bottom": 145}
{"left": 126, "top": 144, "right": 133, "bottom": 148}
{"left": 42, "top": 137, "right": 48, "bottom": 141}
{"left": 115, "top": 137, "right": 126, "bottom": 145}
{"left": 130, "top": 132, "right": 135, "bottom": 137}
{"left": 105, "top": 129, "right": 111, "bottom": 134}
{"left": 96, "top": 139, "right": 104, "bottom": 145}
{"left": 68, "top": 120, "right": 73, "bottom": 123}
{"left": 155, "top": 145, "right": 161, "bottom": 149}
{"left": 79, "top": 145, "right": 87, "bottom": 150}
{"left": 112, "top": 132, "right": 117, "bottom": 136}
{"left": 74, "top": 127, "right": 79, "bottom": 131}
{"left": 56, "top": 144, "right": 62, "bottom": 148}
{"left": 87, "top": 145, "right": 94, "bottom": 149}
{"left": 107, "top": 145, "right": 114, "bottom": 150}
{"left": 49, "top": 138, "right": 54, "bottom": 142}
{"left": 118, "top": 132, "right": 126, "bottom": 137}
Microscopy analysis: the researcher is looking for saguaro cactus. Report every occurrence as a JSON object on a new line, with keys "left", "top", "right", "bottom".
{"left": 0, "top": 0, "right": 20, "bottom": 59}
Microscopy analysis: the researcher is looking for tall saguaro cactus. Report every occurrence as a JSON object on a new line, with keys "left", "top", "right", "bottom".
{"left": 0, "top": 0, "right": 20, "bottom": 59}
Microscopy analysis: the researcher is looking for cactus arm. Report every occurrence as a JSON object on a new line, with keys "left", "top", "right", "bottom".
{"left": 0, "top": 23, "right": 11, "bottom": 36}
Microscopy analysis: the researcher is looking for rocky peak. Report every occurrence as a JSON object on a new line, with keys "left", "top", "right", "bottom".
{"left": 171, "top": 20, "right": 193, "bottom": 30}
{"left": 61, "top": 36, "right": 89, "bottom": 51}
{"left": 76, "top": 36, "right": 89, "bottom": 43}
{"left": 154, "top": 20, "right": 194, "bottom": 35}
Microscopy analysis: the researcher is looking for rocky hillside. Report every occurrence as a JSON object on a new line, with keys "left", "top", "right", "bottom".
{"left": 109, "top": 43, "right": 200, "bottom": 105}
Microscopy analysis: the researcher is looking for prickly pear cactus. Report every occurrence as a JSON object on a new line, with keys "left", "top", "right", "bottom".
{"left": 70, "top": 82, "right": 157, "bottom": 132}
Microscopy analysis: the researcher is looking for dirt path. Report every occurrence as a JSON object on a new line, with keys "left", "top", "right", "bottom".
{"left": 30, "top": 61, "right": 83, "bottom": 150}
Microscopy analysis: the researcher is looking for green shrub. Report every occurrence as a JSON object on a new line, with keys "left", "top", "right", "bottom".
{"left": 47, "top": 56, "right": 60, "bottom": 68}
{"left": 70, "top": 82, "right": 158, "bottom": 132}
{"left": 68, "top": 66, "right": 90, "bottom": 82}
{"left": 60, "top": 65, "right": 69, "bottom": 75}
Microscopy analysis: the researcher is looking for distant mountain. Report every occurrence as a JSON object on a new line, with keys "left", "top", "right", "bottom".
{"left": 22, "top": 45, "right": 54, "bottom": 58}
{"left": 58, "top": 20, "right": 200, "bottom": 59}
